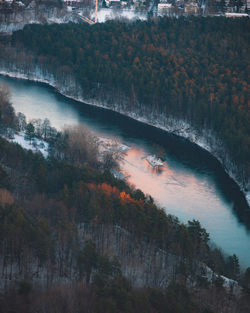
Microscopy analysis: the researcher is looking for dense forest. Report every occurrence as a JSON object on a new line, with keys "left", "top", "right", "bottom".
{"left": 1, "top": 79, "right": 250, "bottom": 312}
{"left": 7, "top": 17, "right": 250, "bottom": 192}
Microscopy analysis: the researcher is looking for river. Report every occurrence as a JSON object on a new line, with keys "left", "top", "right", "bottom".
{"left": 1, "top": 75, "right": 249, "bottom": 268}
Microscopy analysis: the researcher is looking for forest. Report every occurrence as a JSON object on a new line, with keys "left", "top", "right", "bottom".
{"left": 8, "top": 17, "right": 250, "bottom": 188}
{"left": 1, "top": 79, "right": 250, "bottom": 312}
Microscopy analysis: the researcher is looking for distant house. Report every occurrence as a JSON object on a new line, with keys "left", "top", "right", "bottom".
{"left": 106, "top": 0, "right": 121, "bottom": 6}
{"left": 63, "top": 0, "right": 82, "bottom": 7}
{"left": 158, "top": 3, "right": 172, "bottom": 13}
{"left": 15, "top": 1, "right": 25, "bottom": 6}
{"left": 184, "top": 2, "right": 199, "bottom": 14}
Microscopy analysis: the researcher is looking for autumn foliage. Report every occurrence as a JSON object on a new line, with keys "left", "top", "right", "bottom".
{"left": 88, "top": 182, "right": 139, "bottom": 204}
{"left": 10, "top": 17, "right": 250, "bottom": 179}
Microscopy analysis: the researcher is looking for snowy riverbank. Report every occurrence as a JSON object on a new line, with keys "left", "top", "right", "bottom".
{"left": 0, "top": 69, "right": 249, "bottom": 207}
{"left": 5, "top": 131, "right": 49, "bottom": 158}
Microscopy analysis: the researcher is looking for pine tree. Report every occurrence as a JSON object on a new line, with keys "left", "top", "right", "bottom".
{"left": 25, "top": 122, "right": 35, "bottom": 143}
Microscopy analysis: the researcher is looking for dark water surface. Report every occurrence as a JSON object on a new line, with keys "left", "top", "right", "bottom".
{"left": 1, "top": 75, "right": 249, "bottom": 267}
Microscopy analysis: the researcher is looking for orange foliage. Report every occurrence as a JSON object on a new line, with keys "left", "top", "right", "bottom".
{"left": 232, "top": 95, "right": 239, "bottom": 105}
{"left": 232, "top": 77, "right": 237, "bottom": 84}
{"left": 133, "top": 57, "right": 140, "bottom": 65}
{"left": 88, "top": 183, "right": 119, "bottom": 196}
{"left": 209, "top": 93, "right": 215, "bottom": 102}
{"left": 119, "top": 191, "right": 132, "bottom": 203}
{"left": 87, "top": 183, "right": 138, "bottom": 204}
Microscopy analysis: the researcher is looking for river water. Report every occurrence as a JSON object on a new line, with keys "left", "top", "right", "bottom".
{"left": 1, "top": 75, "right": 249, "bottom": 268}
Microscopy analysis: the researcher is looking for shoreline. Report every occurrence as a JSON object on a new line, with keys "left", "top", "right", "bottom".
{"left": 0, "top": 70, "right": 249, "bottom": 208}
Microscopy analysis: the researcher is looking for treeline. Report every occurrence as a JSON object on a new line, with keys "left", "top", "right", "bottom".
{"left": 0, "top": 83, "right": 15, "bottom": 131}
{"left": 10, "top": 17, "right": 250, "bottom": 175}
{"left": 2, "top": 272, "right": 249, "bottom": 313}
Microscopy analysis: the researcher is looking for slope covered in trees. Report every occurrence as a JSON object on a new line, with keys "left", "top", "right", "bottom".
{"left": 9, "top": 17, "right": 250, "bottom": 188}
{"left": 1, "top": 83, "right": 250, "bottom": 312}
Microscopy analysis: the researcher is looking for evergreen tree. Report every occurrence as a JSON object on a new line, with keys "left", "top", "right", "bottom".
{"left": 77, "top": 240, "right": 98, "bottom": 284}
{"left": 227, "top": 254, "right": 240, "bottom": 280}
{"left": 25, "top": 122, "right": 35, "bottom": 142}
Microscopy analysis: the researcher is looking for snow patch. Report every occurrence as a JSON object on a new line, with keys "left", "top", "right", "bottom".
{"left": 146, "top": 155, "right": 164, "bottom": 167}
{"left": 98, "top": 136, "right": 131, "bottom": 152}
{"left": 6, "top": 131, "right": 49, "bottom": 158}
{"left": 93, "top": 8, "right": 147, "bottom": 23}
{"left": 203, "top": 265, "right": 241, "bottom": 295}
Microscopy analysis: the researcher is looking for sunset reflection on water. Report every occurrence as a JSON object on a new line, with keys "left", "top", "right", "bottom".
{"left": 121, "top": 147, "right": 231, "bottom": 222}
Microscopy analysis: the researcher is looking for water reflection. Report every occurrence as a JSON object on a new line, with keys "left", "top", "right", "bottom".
{"left": 0, "top": 75, "right": 249, "bottom": 267}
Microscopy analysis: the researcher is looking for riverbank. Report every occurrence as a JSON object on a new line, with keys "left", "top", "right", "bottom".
{"left": 0, "top": 69, "right": 249, "bottom": 208}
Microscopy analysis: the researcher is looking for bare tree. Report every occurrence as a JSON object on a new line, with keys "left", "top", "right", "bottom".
{"left": 17, "top": 112, "right": 27, "bottom": 132}
{"left": 62, "top": 125, "right": 99, "bottom": 167}
{"left": 0, "top": 83, "right": 16, "bottom": 130}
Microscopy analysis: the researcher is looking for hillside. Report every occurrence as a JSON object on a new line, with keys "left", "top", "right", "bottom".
{"left": 1, "top": 83, "right": 250, "bottom": 312}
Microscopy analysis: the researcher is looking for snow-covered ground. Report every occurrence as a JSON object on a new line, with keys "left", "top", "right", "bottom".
{"left": 92, "top": 8, "right": 147, "bottom": 23}
{"left": 6, "top": 132, "right": 49, "bottom": 158}
{"left": 98, "top": 137, "right": 130, "bottom": 152}
{"left": 146, "top": 155, "right": 164, "bottom": 167}
{"left": 0, "top": 69, "right": 249, "bottom": 207}
{"left": 203, "top": 265, "right": 241, "bottom": 295}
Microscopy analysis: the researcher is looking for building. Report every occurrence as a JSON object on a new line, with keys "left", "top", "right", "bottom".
{"left": 158, "top": 3, "right": 172, "bottom": 13}
{"left": 184, "top": 2, "right": 199, "bottom": 14}
{"left": 106, "top": 0, "right": 121, "bottom": 6}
